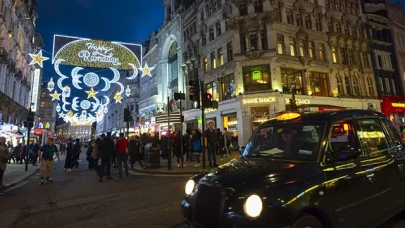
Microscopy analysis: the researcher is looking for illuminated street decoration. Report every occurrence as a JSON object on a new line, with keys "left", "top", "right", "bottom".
{"left": 50, "top": 91, "right": 61, "bottom": 101}
{"left": 139, "top": 63, "right": 155, "bottom": 77}
{"left": 125, "top": 85, "right": 131, "bottom": 97}
{"left": 30, "top": 68, "right": 41, "bottom": 112}
{"left": 52, "top": 35, "right": 143, "bottom": 125}
{"left": 52, "top": 35, "right": 142, "bottom": 70}
{"left": 29, "top": 50, "right": 49, "bottom": 68}
{"left": 113, "top": 91, "right": 123, "bottom": 103}
{"left": 47, "top": 78, "right": 55, "bottom": 92}
{"left": 56, "top": 103, "right": 61, "bottom": 112}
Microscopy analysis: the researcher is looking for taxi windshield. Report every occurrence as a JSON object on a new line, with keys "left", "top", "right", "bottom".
{"left": 242, "top": 122, "right": 325, "bottom": 161}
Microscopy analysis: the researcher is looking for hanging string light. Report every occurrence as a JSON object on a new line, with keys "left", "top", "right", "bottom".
{"left": 125, "top": 85, "right": 131, "bottom": 97}
{"left": 47, "top": 78, "right": 55, "bottom": 92}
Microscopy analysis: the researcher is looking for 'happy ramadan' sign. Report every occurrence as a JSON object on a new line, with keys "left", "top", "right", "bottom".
{"left": 52, "top": 35, "right": 143, "bottom": 70}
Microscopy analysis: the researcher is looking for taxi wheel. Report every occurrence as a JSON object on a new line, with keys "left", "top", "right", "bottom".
{"left": 292, "top": 214, "right": 323, "bottom": 228}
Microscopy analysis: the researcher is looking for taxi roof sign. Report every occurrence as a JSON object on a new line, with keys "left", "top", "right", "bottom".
{"left": 276, "top": 112, "right": 301, "bottom": 121}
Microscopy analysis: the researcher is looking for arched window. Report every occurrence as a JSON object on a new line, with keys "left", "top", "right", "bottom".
{"left": 336, "top": 74, "right": 343, "bottom": 95}
{"left": 344, "top": 75, "right": 352, "bottom": 95}
{"left": 366, "top": 77, "right": 374, "bottom": 96}
{"left": 168, "top": 41, "right": 179, "bottom": 93}
{"left": 352, "top": 76, "right": 360, "bottom": 95}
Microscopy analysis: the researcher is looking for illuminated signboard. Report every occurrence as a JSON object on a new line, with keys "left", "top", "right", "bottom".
{"left": 392, "top": 103, "right": 405, "bottom": 108}
{"left": 30, "top": 68, "right": 41, "bottom": 112}
{"left": 284, "top": 98, "right": 311, "bottom": 105}
{"left": 52, "top": 35, "right": 142, "bottom": 70}
{"left": 242, "top": 97, "right": 276, "bottom": 104}
{"left": 252, "top": 71, "right": 261, "bottom": 80}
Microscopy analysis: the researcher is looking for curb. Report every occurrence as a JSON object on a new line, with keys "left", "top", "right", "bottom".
{"left": 0, "top": 167, "right": 39, "bottom": 192}
{"left": 132, "top": 167, "right": 208, "bottom": 176}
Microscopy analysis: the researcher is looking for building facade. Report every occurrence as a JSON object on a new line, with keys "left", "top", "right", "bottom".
{"left": 0, "top": 0, "right": 43, "bottom": 142}
{"left": 36, "top": 84, "right": 57, "bottom": 133}
{"left": 180, "top": 0, "right": 380, "bottom": 146}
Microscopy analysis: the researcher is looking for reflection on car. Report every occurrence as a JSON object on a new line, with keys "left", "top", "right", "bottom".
{"left": 181, "top": 110, "right": 405, "bottom": 228}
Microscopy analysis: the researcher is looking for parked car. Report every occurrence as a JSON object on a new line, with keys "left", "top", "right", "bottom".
{"left": 181, "top": 110, "right": 405, "bottom": 228}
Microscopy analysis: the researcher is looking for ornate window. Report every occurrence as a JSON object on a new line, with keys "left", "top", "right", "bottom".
{"left": 366, "top": 77, "right": 374, "bottom": 96}
{"left": 336, "top": 74, "right": 343, "bottom": 95}
{"left": 281, "top": 68, "right": 303, "bottom": 95}
{"left": 352, "top": 76, "right": 360, "bottom": 95}
{"left": 344, "top": 75, "right": 352, "bottom": 95}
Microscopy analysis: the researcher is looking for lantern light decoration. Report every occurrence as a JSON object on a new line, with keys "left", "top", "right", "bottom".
{"left": 56, "top": 103, "right": 61, "bottom": 112}
{"left": 125, "top": 85, "right": 131, "bottom": 97}
{"left": 47, "top": 78, "right": 55, "bottom": 92}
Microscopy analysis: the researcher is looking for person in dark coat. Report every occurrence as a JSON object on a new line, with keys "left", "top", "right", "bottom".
{"left": 72, "top": 139, "right": 81, "bottom": 171}
{"left": 98, "top": 133, "right": 114, "bottom": 182}
{"left": 160, "top": 134, "right": 168, "bottom": 159}
{"left": 184, "top": 129, "right": 192, "bottom": 162}
{"left": 174, "top": 130, "right": 184, "bottom": 168}
{"left": 64, "top": 140, "right": 73, "bottom": 171}
{"left": 191, "top": 129, "right": 202, "bottom": 167}
{"left": 86, "top": 140, "right": 94, "bottom": 169}
{"left": 32, "top": 142, "right": 40, "bottom": 166}
{"left": 128, "top": 135, "right": 143, "bottom": 169}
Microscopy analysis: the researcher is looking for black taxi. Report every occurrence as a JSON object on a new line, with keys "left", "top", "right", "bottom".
{"left": 181, "top": 110, "right": 405, "bottom": 228}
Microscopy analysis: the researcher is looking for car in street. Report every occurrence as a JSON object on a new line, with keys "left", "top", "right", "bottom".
{"left": 181, "top": 109, "right": 405, "bottom": 228}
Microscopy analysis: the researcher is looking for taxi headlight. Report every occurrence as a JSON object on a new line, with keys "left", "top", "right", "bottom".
{"left": 185, "top": 180, "right": 195, "bottom": 195}
{"left": 244, "top": 194, "right": 263, "bottom": 218}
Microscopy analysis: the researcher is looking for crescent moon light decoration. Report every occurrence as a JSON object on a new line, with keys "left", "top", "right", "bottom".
{"left": 101, "top": 96, "right": 110, "bottom": 106}
{"left": 91, "top": 97, "right": 100, "bottom": 112}
{"left": 100, "top": 77, "right": 111, "bottom": 91}
{"left": 55, "top": 59, "right": 69, "bottom": 90}
{"left": 126, "top": 63, "right": 139, "bottom": 79}
{"left": 110, "top": 67, "right": 120, "bottom": 83}
{"left": 71, "top": 67, "right": 84, "bottom": 90}
{"left": 62, "top": 102, "right": 69, "bottom": 112}
{"left": 72, "top": 97, "right": 79, "bottom": 111}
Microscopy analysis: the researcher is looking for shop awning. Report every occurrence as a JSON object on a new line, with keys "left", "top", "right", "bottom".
{"left": 2, "top": 131, "right": 23, "bottom": 139}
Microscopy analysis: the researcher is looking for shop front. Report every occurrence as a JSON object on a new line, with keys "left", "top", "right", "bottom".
{"left": 380, "top": 96, "right": 405, "bottom": 130}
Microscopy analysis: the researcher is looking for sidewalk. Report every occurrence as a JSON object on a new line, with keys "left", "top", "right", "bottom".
{"left": 133, "top": 152, "right": 240, "bottom": 175}
{"left": 1, "top": 163, "right": 39, "bottom": 188}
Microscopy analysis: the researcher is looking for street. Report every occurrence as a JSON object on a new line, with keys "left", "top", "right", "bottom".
{"left": 1, "top": 150, "right": 405, "bottom": 228}
{"left": 0, "top": 151, "right": 187, "bottom": 228}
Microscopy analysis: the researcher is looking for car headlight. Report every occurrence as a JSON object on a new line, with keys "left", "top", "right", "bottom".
{"left": 244, "top": 194, "right": 263, "bottom": 218}
{"left": 185, "top": 180, "right": 195, "bottom": 195}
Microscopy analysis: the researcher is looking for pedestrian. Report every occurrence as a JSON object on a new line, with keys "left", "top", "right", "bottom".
{"left": 86, "top": 139, "right": 94, "bottom": 170}
{"left": 205, "top": 122, "right": 218, "bottom": 167}
{"left": 128, "top": 135, "right": 143, "bottom": 169}
{"left": 38, "top": 138, "right": 60, "bottom": 185}
{"left": 7, "top": 141, "right": 15, "bottom": 164}
{"left": 184, "top": 129, "right": 192, "bottom": 162}
{"left": 32, "top": 142, "right": 39, "bottom": 166}
{"left": 112, "top": 136, "right": 118, "bottom": 168}
{"left": 0, "top": 137, "right": 9, "bottom": 187}
{"left": 64, "top": 140, "right": 73, "bottom": 171}
{"left": 98, "top": 132, "right": 114, "bottom": 182}
{"left": 92, "top": 137, "right": 101, "bottom": 175}
{"left": 160, "top": 134, "right": 168, "bottom": 159}
{"left": 174, "top": 130, "right": 184, "bottom": 168}
{"left": 115, "top": 133, "right": 129, "bottom": 178}
{"left": 191, "top": 129, "right": 202, "bottom": 167}
{"left": 72, "top": 139, "right": 81, "bottom": 171}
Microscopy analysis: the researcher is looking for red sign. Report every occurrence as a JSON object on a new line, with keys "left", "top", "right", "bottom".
{"left": 317, "top": 107, "right": 346, "bottom": 111}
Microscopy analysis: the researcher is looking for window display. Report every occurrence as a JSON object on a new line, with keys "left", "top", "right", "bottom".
{"left": 251, "top": 106, "right": 271, "bottom": 131}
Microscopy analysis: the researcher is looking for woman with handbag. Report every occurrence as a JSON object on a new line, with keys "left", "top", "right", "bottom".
{"left": 191, "top": 129, "right": 202, "bottom": 167}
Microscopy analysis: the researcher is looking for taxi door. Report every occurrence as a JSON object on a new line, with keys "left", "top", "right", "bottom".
{"left": 323, "top": 118, "right": 382, "bottom": 228}
{"left": 377, "top": 118, "right": 405, "bottom": 214}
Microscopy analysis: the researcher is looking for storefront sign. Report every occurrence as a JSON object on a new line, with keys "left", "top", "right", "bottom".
{"left": 31, "top": 68, "right": 41, "bottom": 112}
{"left": 284, "top": 98, "right": 311, "bottom": 105}
{"left": 204, "top": 108, "right": 217, "bottom": 114}
{"left": 252, "top": 71, "right": 261, "bottom": 80}
{"left": 242, "top": 97, "right": 276, "bottom": 104}
{"left": 392, "top": 103, "right": 405, "bottom": 108}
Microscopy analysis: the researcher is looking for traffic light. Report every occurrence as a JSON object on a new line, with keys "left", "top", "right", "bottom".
{"left": 124, "top": 108, "right": 133, "bottom": 122}
{"left": 203, "top": 93, "right": 213, "bottom": 107}
{"left": 188, "top": 80, "right": 200, "bottom": 108}
{"left": 26, "top": 111, "right": 34, "bottom": 128}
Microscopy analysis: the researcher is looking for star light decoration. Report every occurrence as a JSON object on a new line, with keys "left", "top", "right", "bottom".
{"left": 85, "top": 87, "right": 98, "bottom": 99}
{"left": 50, "top": 91, "right": 61, "bottom": 101}
{"left": 59, "top": 112, "right": 65, "bottom": 118}
{"left": 29, "top": 50, "right": 49, "bottom": 68}
{"left": 113, "top": 91, "right": 123, "bottom": 103}
{"left": 139, "top": 63, "right": 155, "bottom": 77}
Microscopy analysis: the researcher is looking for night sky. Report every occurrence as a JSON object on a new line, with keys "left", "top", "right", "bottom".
{"left": 36, "top": 0, "right": 164, "bottom": 82}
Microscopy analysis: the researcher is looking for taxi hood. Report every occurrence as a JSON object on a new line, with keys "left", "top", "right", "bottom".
{"left": 198, "top": 157, "right": 321, "bottom": 191}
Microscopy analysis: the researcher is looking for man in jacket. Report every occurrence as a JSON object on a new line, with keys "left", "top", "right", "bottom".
{"left": 115, "top": 133, "right": 129, "bottom": 178}
{"left": 0, "top": 137, "right": 9, "bottom": 187}
{"left": 205, "top": 122, "right": 218, "bottom": 167}
{"left": 98, "top": 132, "right": 114, "bottom": 182}
{"left": 72, "top": 139, "right": 81, "bottom": 171}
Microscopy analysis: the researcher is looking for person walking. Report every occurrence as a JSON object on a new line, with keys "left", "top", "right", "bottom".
{"left": 205, "top": 122, "right": 218, "bottom": 167}
{"left": 128, "top": 135, "right": 143, "bottom": 169}
{"left": 174, "top": 130, "right": 184, "bottom": 168}
{"left": 184, "top": 129, "right": 192, "bottom": 162}
{"left": 86, "top": 140, "right": 94, "bottom": 170}
{"left": 98, "top": 133, "right": 114, "bottom": 182}
{"left": 0, "top": 137, "right": 9, "bottom": 187}
{"left": 72, "top": 139, "right": 81, "bottom": 171}
{"left": 115, "top": 133, "right": 129, "bottom": 178}
{"left": 92, "top": 138, "right": 101, "bottom": 175}
{"left": 191, "top": 129, "right": 202, "bottom": 167}
{"left": 38, "top": 138, "right": 60, "bottom": 185}
{"left": 64, "top": 140, "right": 73, "bottom": 171}
{"left": 32, "top": 142, "right": 39, "bottom": 166}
